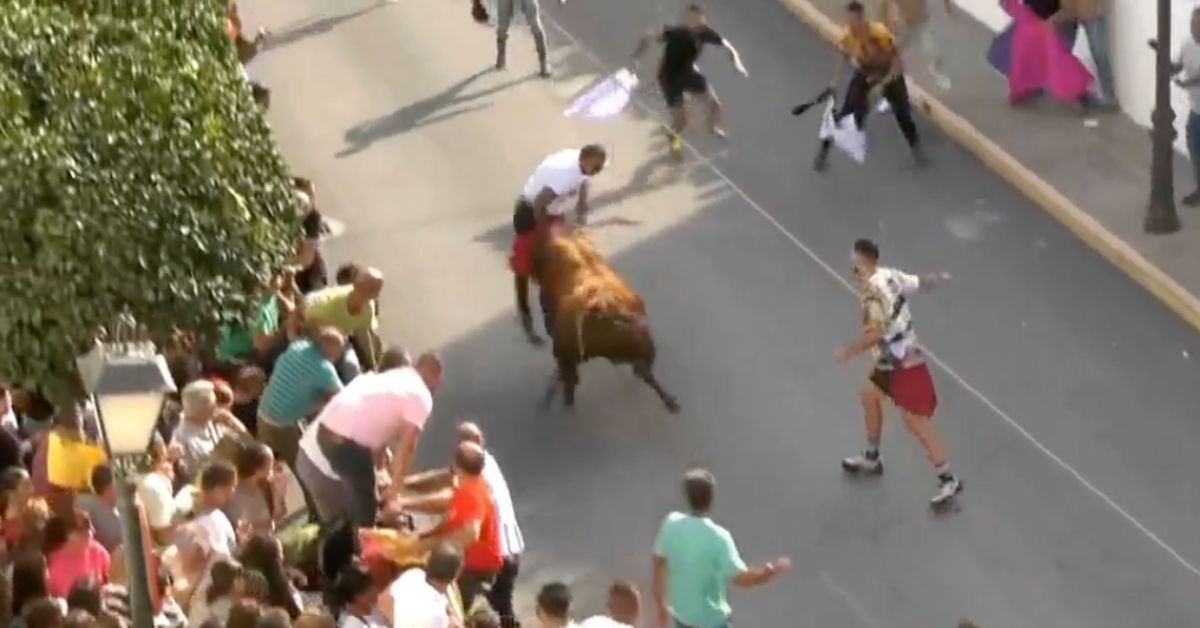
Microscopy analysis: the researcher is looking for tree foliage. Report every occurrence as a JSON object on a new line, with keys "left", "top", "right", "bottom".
{"left": 0, "top": 0, "right": 298, "bottom": 392}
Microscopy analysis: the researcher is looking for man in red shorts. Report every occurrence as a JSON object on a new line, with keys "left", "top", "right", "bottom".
{"left": 835, "top": 238, "right": 962, "bottom": 507}
{"left": 511, "top": 144, "right": 608, "bottom": 344}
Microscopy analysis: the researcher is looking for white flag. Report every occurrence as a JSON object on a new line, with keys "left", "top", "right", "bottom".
{"left": 818, "top": 99, "right": 867, "bottom": 164}
{"left": 564, "top": 68, "right": 639, "bottom": 120}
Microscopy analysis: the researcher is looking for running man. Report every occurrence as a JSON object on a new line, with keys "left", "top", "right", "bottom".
{"left": 835, "top": 238, "right": 961, "bottom": 507}
{"left": 510, "top": 145, "right": 608, "bottom": 344}
{"left": 630, "top": 4, "right": 748, "bottom": 159}
{"left": 815, "top": 1, "right": 926, "bottom": 171}
{"left": 494, "top": 0, "right": 551, "bottom": 77}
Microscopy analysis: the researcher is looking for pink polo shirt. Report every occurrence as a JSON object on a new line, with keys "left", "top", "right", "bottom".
{"left": 318, "top": 367, "right": 433, "bottom": 451}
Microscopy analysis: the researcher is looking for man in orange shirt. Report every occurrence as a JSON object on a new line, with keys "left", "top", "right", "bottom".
{"left": 419, "top": 441, "right": 501, "bottom": 611}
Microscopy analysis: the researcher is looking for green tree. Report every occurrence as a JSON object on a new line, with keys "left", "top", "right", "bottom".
{"left": 0, "top": 1, "right": 298, "bottom": 394}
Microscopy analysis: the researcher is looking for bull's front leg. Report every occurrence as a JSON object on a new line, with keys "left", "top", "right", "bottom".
{"left": 559, "top": 359, "right": 580, "bottom": 408}
{"left": 633, "top": 362, "right": 680, "bottom": 414}
{"left": 514, "top": 274, "right": 544, "bottom": 346}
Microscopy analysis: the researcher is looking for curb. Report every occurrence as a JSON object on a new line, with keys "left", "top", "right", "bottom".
{"left": 778, "top": 0, "right": 1200, "bottom": 335}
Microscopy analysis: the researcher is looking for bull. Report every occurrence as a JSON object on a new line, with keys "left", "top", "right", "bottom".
{"left": 530, "top": 227, "right": 680, "bottom": 413}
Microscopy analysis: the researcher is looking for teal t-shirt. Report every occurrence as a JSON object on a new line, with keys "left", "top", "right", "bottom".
{"left": 216, "top": 296, "right": 280, "bottom": 362}
{"left": 654, "top": 512, "right": 747, "bottom": 628}
{"left": 257, "top": 340, "right": 342, "bottom": 424}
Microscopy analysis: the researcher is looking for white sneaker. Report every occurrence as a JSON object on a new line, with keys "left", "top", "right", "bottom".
{"left": 930, "top": 476, "right": 963, "bottom": 506}
{"left": 841, "top": 454, "right": 883, "bottom": 475}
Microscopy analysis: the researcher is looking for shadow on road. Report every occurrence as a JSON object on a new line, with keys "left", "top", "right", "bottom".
{"left": 338, "top": 67, "right": 536, "bottom": 157}
{"left": 261, "top": 2, "right": 386, "bottom": 52}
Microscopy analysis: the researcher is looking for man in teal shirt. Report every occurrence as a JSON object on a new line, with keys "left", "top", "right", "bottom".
{"left": 652, "top": 469, "right": 791, "bottom": 628}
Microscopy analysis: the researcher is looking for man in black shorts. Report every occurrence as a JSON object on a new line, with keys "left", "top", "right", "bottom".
{"left": 630, "top": 4, "right": 748, "bottom": 158}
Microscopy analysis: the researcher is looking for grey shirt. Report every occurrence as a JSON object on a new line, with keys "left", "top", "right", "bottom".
{"left": 75, "top": 492, "right": 123, "bottom": 551}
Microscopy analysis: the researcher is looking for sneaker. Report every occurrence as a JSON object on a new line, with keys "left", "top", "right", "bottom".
{"left": 930, "top": 475, "right": 963, "bottom": 506}
{"left": 841, "top": 454, "right": 883, "bottom": 475}
{"left": 1182, "top": 190, "right": 1200, "bottom": 207}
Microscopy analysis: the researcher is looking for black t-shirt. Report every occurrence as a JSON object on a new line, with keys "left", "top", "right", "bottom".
{"left": 295, "top": 208, "right": 328, "bottom": 294}
{"left": 658, "top": 25, "right": 724, "bottom": 78}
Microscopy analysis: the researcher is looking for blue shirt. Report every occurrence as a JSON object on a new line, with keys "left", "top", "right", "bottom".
{"left": 258, "top": 340, "right": 342, "bottom": 425}
{"left": 653, "top": 512, "right": 747, "bottom": 628}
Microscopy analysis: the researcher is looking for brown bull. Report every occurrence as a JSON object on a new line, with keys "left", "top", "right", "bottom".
{"left": 531, "top": 229, "right": 680, "bottom": 413}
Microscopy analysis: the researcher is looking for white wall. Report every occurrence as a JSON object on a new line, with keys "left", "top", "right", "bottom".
{"left": 952, "top": 0, "right": 1199, "bottom": 154}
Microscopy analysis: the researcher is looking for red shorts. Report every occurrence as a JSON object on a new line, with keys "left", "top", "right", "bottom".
{"left": 871, "top": 362, "right": 938, "bottom": 418}
{"left": 510, "top": 216, "right": 565, "bottom": 277}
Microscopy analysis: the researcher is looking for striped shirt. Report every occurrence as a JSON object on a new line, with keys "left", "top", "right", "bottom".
{"left": 259, "top": 340, "right": 343, "bottom": 425}
{"left": 862, "top": 267, "right": 921, "bottom": 368}
{"left": 482, "top": 451, "right": 524, "bottom": 557}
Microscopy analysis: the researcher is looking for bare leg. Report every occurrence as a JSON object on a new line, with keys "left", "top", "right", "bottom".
{"left": 903, "top": 412, "right": 948, "bottom": 467}
{"left": 702, "top": 89, "right": 725, "bottom": 137}
{"left": 633, "top": 363, "right": 680, "bottom": 413}
{"left": 858, "top": 379, "right": 885, "bottom": 441}
{"left": 560, "top": 361, "right": 579, "bottom": 407}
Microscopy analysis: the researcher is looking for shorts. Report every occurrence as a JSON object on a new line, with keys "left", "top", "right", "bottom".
{"left": 869, "top": 362, "right": 938, "bottom": 418}
{"left": 658, "top": 70, "right": 710, "bottom": 108}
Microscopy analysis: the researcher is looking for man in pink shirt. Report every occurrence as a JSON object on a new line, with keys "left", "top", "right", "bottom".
{"left": 295, "top": 348, "right": 444, "bottom": 525}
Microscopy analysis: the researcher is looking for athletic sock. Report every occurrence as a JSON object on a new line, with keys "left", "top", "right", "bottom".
{"left": 935, "top": 463, "right": 953, "bottom": 482}
{"left": 864, "top": 438, "right": 880, "bottom": 460}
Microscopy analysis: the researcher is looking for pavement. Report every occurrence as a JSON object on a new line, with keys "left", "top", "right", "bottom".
{"left": 780, "top": 0, "right": 1200, "bottom": 333}
{"left": 243, "top": 0, "right": 1200, "bottom": 625}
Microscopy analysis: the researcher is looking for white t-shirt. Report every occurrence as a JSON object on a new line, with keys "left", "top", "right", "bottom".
{"left": 193, "top": 508, "right": 238, "bottom": 557}
{"left": 1177, "top": 39, "right": 1200, "bottom": 113}
{"left": 482, "top": 451, "right": 524, "bottom": 557}
{"left": 137, "top": 471, "right": 178, "bottom": 529}
{"left": 388, "top": 569, "right": 451, "bottom": 628}
{"left": 521, "top": 149, "right": 589, "bottom": 216}
{"left": 863, "top": 266, "right": 921, "bottom": 364}
{"left": 578, "top": 617, "right": 633, "bottom": 628}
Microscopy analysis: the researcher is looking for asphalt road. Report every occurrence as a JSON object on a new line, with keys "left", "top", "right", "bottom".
{"left": 245, "top": 0, "right": 1200, "bottom": 625}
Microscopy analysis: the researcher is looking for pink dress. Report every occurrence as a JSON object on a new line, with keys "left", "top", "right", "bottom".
{"left": 47, "top": 539, "right": 111, "bottom": 597}
{"left": 1003, "top": 0, "right": 1092, "bottom": 102}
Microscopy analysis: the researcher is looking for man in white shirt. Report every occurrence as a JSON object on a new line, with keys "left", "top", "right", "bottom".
{"left": 534, "top": 582, "right": 577, "bottom": 628}
{"left": 378, "top": 542, "right": 463, "bottom": 628}
{"left": 510, "top": 145, "right": 608, "bottom": 344}
{"left": 579, "top": 580, "right": 640, "bottom": 627}
{"left": 835, "top": 238, "right": 960, "bottom": 507}
{"left": 1172, "top": 7, "right": 1200, "bottom": 206}
{"left": 457, "top": 422, "right": 524, "bottom": 627}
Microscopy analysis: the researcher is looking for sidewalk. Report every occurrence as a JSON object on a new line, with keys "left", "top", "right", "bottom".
{"left": 780, "top": 0, "right": 1200, "bottom": 333}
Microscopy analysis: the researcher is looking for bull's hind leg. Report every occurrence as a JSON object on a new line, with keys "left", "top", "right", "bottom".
{"left": 514, "top": 274, "right": 544, "bottom": 346}
{"left": 560, "top": 361, "right": 580, "bottom": 408}
{"left": 633, "top": 363, "right": 680, "bottom": 414}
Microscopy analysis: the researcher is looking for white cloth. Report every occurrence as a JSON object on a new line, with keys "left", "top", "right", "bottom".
{"left": 136, "top": 471, "right": 178, "bottom": 529}
{"left": 864, "top": 266, "right": 922, "bottom": 362}
{"left": 521, "top": 149, "right": 590, "bottom": 216}
{"left": 565, "top": 68, "right": 639, "bottom": 120}
{"left": 388, "top": 569, "right": 451, "bottom": 628}
{"left": 482, "top": 451, "right": 524, "bottom": 557}
{"left": 818, "top": 99, "right": 867, "bottom": 164}
{"left": 1177, "top": 38, "right": 1200, "bottom": 113}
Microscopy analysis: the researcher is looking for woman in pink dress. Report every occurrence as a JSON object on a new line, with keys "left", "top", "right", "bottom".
{"left": 46, "top": 510, "right": 111, "bottom": 598}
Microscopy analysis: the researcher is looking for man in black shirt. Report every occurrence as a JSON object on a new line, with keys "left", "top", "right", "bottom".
{"left": 631, "top": 4, "right": 748, "bottom": 159}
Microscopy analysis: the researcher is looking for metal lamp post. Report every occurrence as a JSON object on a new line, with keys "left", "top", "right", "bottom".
{"left": 77, "top": 340, "right": 176, "bottom": 628}
{"left": 1147, "top": 0, "right": 1183, "bottom": 234}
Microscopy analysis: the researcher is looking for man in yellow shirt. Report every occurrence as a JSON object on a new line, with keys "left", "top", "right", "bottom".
{"left": 814, "top": 1, "right": 926, "bottom": 171}
{"left": 303, "top": 267, "right": 384, "bottom": 379}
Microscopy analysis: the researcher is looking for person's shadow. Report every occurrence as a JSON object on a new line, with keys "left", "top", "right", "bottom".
{"left": 337, "top": 67, "right": 535, "bottom": 158}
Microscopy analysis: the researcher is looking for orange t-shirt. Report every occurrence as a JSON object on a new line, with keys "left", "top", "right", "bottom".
{"left": 444, "top": 477, "right": 501, "bottom": 573}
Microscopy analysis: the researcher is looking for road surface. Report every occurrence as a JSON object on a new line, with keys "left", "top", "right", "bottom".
{"left": 245, "top": 0, "right": 1200, "bottom": 625}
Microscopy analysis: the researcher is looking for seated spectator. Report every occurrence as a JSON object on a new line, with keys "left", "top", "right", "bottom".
{"left": 378, "top": 542, "right": 465, "bottom": 627}
{"left": 241, "top": 569, "right": 270, "bottom": 604}
{"left": 327, "top": 561, "right": 386, "bottom": 627}
{"left": 225, "top": 598, "right": 263, "bottom": 628}
{"left": 159, "top": 522, "right": 215, "bottom": 612}
{"left": 74, "top": 465, "right": 121, "bottom": 552}
{"left": 238, "top": 533, "right": 303, "bottom": 618}
{"left": 65, "top": 578, "right": 103, "bottom": 616}
{"left": 579, "top": 581, "right": 641, "bottom": 627}
{"left": 172, "top": 381, "right": 244, "bottom": 482}
{"left": 12, "top": 551, "right": 56, "bottom": 618}
{"left": 230, "top": 366, "right": 267, "bottom": 433}
{"left": 46, "top": 510, "right": 110, "bottom": 598}
{"left": 136, "top": 438, "right": 180, "bottom": 546}
{"left": 19, "top": 596, "right": 65, "bottom": 628}
{"left": 62, "top": 609, "right": 93, "bottom": 628}
{"left": 225, "top": 442, "right": 285, "bottom": 535}
{"left": 188, "top": 557, "right": 244, "bottom": 626}
{"left": 295, "top": 611, "right": 338, "bottom": 628}
{"left": 258, "top": 606, "right": 293, "bottom": 628}
{"left": 534, "top": 582, "right": 574, "bottom": 628}
{"left": 193, "top": 461, "right": 240, "bottom": 558}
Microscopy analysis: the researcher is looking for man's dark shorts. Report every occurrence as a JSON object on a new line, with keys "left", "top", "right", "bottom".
{"left": 658, "top": 70, "right": 710, "bottom": 108}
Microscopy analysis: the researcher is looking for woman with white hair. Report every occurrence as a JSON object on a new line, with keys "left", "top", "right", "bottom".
{"left": 171, "top": 380, "right": 245, "bottom": 482}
